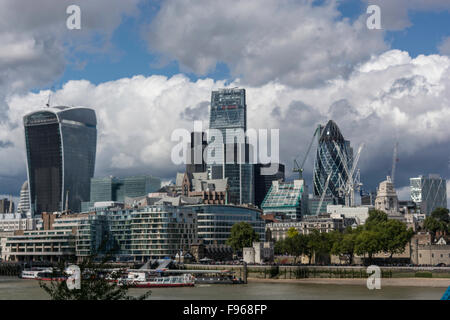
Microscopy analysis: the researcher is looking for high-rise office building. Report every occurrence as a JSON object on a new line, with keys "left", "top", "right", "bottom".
{"left": 0, "top": 198, "right": 14, "bottom": 214}
{"left": 82, "top": 175, "right": 161, "bottom": 211}
{"left": 24, "top": 106, "right": 97, "bottom": 214}
{"left": 254, "top": 163, "right": 285, "bottom": 208}
{"left": 261, "top": 179, "right": 309, "bottom": 221}
{"left": 410, "top": 174, "right": 447, "bottom": 215}
{"left": 17, "top": 181, "right": 31, "bottom": 214}
{"left": 313, "top": 120, "right": 353, "bottom": 204}
{"left": 208, "top": 88, "right": 254, "bottom": 205}
{"left": 186, "top": 131, "right": 207, "bottom": 175}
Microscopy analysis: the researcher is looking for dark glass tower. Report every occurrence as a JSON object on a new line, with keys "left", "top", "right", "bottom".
{"left": 254, "top": 163, "right": 285, "bottom": 208}
{"left": 186, "top": 131, "right": 207, "bottom": 175}
{"left": 24, "top": 106, "right": 97, "bottom": 214}
{"left": 208, "top": 88, "right": 254, "bottom": 205}
{"left": 313, "top": 120, "right": 353, "bottom": 203}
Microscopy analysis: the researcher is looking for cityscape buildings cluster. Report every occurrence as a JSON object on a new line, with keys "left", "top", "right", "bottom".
{"left": 0, "top": 87, "right": 448, "bottom": 263}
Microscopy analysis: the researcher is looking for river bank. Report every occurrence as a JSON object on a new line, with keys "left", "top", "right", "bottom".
{"left": 248, "top": 277, "right": 450, "bottom": 287}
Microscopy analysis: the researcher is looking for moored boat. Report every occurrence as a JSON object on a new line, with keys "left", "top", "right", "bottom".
{"left": 119, "top": 271, "right": 195, "bottom": 288}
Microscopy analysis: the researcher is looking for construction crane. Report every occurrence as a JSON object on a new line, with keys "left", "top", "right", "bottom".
{"left": 293, "top": 125, "right": 321, "bottom": 179}
{"left": 391, "top": 142, "right": 398, "bottom": 186}
{"left": 333, "top": 141, "right": 365, "bottom": 207}
{"left": 316, "top": 173, "right": 332, "bottom": 215}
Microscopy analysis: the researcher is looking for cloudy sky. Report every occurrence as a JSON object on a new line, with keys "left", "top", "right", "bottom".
{"left": 0, "top": 0, "right": 449, "bottom": 207}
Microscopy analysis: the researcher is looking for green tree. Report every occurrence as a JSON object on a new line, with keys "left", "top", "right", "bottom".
{"left": 424, "top": 207, "right": 449, "bottom": 238}
{"left": 365, "top": 209, "right": 388, "bottom": 230}
{"left": 379, "top": 219, "right": 414, "bottom": 261}
{"left": 226, "top": 222, "right": 260, "bottom": 253}
{"left": 304, "top": 230, "right": 333, "bottom": 264}
{"left": 355, "top": 230, "right": 382, "bottom": 264}
{"left": 286, "top": 227, "right": 299, "bottom": 238}
{"left": 331, "top": 227, "right": 360, "bottom": 265}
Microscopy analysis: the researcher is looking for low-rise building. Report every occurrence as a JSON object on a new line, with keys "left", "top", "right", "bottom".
{"left": 243, "top": 241, "right": 274, "bottom": 264}
{"left": 0, "top": 213, "right": 38, "bottom": 232}
{"left": 4, "top": 229, "right": 77, "bottom": 263}
{"left": 266, "top": 215, "right": 355, "bottom": 241}
{"left": 327, "top": 204, "right": 370, "bottom": 225}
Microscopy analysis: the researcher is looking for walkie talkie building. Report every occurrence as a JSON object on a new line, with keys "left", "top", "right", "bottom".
{"left": 313, "top": 120, "right": 353, "bottom": 204}
{"left": 23, "top": 106, "right": 97, "bottom": 215}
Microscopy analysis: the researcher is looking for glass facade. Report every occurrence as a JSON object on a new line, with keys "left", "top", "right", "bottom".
{"left": 313, "top": 120, "right": 353, "bottom": 204}
{"left": 83, "top": 175, "right": 161, "bottom": 210}
{"left": 261, "top": 180, "right": 308, "bottom": 220}
{"left": 254, "top": 163, "right": 285, "bottom": 208}
{"left": 190, "top": 204, "right": 265, "bottom": 245}
{"left": 24, "top": 107, "right": 97, "bottom": 214}
{"left": 208, "top": 88, "right": 254, "bottom": 205}
{"left": 410, "top": 175, "right": 447, "bottom": 215}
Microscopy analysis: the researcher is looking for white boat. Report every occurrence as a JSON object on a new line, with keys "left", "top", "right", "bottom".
{"left": 20, "top": 268, "right": 53, "bottom": 279}
{"left": 119, "top": 271, "right": 195, "bottom": 288}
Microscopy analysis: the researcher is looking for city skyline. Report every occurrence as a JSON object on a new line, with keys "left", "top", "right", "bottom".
{"left": 0, "top": 1, "right": 449, "bottom": 208}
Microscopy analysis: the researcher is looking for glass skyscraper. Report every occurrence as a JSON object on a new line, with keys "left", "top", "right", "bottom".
{"left": 410, "top": 174, "right": 447, "bottom": 215}
{"left": 313, "top": 120, "right": 353, "bottom": 204}
{"left": 82, "top": 175, "right": 161, "bottom": 210}
{"left": 208, "top": 88, "right": 254, "bottom": 205}
{"left": 23, "top": 106, "right": 97, "bottom": 214}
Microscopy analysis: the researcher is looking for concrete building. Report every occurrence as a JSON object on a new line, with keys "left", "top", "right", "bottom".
{"left": 190, "top": 240, "right": 233, "bottom": 262}
{"left": 0, "top": 198, "right": 14, "bottom": 214}
{"left": 410, "top": 174, "right": 447, "bottom": 215}
{"left": 175, "top": 171, "right": 228, "bottom": 204}
{"left": 375, "top": 176, "right": 399, "bottom": 215}
{"left": 0, "top": 213, "right": 38, "bottom": 232}
{"left": 327, "top": 204, "right": 370, "bottom": 225}
{"left": 261, "top": 179, "right": 309, "bottom": 221}
{"left": 243, "top": 241, "right": 274, "bottom": 264}
{"left": 4, "top": 228, "right": 77, "bottom": 263}
{"left": 266, "top": 215, "right": 355, "bottom": 241}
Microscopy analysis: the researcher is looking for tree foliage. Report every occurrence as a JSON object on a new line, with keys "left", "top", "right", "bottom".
{"left": 226, "top": 222, "right": 260, "bottom": 252}
{"left": 273, "top": 210, "right": 414, "bottom": 265}
{"left": 40, "top": 250, "right": 150, "bottom": 300}
{"left": 424, "top": 207, "right": 449, "bottom": 236}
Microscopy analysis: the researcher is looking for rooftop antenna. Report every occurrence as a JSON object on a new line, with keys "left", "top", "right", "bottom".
{"left": 46, "top": 86, "right": 55, "bottom": 108}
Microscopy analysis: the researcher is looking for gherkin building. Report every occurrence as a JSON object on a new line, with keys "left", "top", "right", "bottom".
{"left": 313, "top": 120, "right": 353, "bottom": 203}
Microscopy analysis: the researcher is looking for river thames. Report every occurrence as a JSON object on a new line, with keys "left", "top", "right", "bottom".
{"left": 0, "top": 276, "right": 446, "bottom": 300}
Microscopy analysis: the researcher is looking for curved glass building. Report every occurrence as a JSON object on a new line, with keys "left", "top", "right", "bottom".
{"left": 23, "top": 106, "right": 97, "bottom": 215}
{"left": 313, "top": 120, "right": 353, "bottom": 203}
{"left": 192, "top": 204, "right": 265, "bottom": 245}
